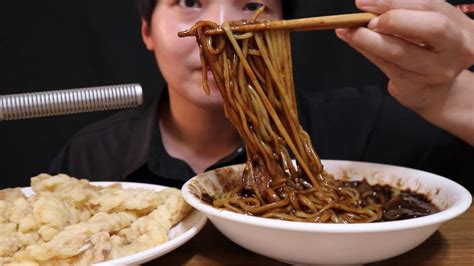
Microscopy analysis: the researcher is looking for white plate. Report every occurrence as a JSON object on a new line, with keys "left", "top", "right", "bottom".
{"left": 22, "top": 181, "right": 207, "bottom": 265}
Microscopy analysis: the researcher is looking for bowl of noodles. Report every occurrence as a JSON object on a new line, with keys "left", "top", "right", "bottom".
{"left": 179, "top": 11, "right": 471, "bottom": 264}
{"left": 182, "top": 160, "right": 472, "bottom": 264}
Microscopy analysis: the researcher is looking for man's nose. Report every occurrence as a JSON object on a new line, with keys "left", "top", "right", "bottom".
{"left": 205, "top": 3, "right": 242, "bottom": 24}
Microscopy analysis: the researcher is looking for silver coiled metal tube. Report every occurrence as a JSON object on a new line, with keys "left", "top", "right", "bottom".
{"left": 0, "top": 84, "right": 143, "bottom": 121}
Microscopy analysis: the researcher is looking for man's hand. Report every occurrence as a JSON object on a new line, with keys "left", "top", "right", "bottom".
{"left": 336, "top": 0, "right": 474, "bottom": 145}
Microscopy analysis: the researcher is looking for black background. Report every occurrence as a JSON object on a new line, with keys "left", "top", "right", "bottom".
{"left": 0, "top": 0, "right": 469, "bottom": 188}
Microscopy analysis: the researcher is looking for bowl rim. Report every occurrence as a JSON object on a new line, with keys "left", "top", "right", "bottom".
{"left": 182, "top": 160, "right": 472, "bottom": 233}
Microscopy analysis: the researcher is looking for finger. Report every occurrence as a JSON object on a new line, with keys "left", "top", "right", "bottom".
{"left": 336, "top": 27, "right": 441, "bottom": 76}
{"left": 355, "top": 0, "right": 467, "bottom": 24}
{"left": 367, "top": 9, "right": 462, "bottom": 51}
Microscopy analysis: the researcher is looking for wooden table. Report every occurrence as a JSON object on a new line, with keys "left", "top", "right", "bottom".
{"left": 150, "top": 204, "right": 474, "bottom": 265}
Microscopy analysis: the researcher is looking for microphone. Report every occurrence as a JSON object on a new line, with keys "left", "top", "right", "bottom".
{"left": 0, "top": 84, "right": 143, "bottom": 121}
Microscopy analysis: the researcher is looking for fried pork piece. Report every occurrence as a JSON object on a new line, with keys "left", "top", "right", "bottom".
{"left": 31, "top": 173, "right": 72, "bottom": 192}
{"left": 88, "top": 187, "right": 163, "bottom": 215}
{"left": 73, "top": 231, "right": 113, "bottom": 264}
{"left": 19, "top": 212, "right": 134, "bottom": 262}
{"left": 0, "top": 188, "right": 24, "bottom": 202}
{"left": 0, "top": 188, "right": 26, "bottom": 223}
{"left": 1, "top": 196, "right": 37, "bottom": 234}
{"left": 0, "top": 222, "right": 41, "bottom": 258}
{"left": 0, "top": 201, "right": 7, "bottom": 223}
{"left": 30, "top": 191, "right": 82, "bottom": 241}
{"left": 11, "top": 197, "right": 37, "bottom": 233}
{"left": 36, "top": 232, "right": 114, "bottom": 266}
{"left": 0, "top": 232, "right": 41, "bottom": 258}
{"left": 110, "top": 188, "right": 192, "bottom": 258}
{"left": 0, "top": 257, "right": 39, "bottom": 266}
{"left": 0, "top": 223, "right": 20, "bottom": 257}
{"left": 31, "top": 174, "right": 97, "bottom": 210}
{"left": 0, "top": 188, "right": 41, "bottom": 258}
{"left": 0, "top": 174, "right": 192, "bottom": 265}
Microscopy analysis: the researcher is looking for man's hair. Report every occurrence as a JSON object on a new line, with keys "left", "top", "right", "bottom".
{"left": 138, "top": 0, "right": 300, "bottom": 26}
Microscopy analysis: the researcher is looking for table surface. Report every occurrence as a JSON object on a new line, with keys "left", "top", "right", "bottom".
{"left": 150, "top": 204, "right": 474, "bottom": 265}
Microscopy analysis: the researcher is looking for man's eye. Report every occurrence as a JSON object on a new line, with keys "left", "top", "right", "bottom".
{"left": 177, "top": 0, "right": 201, "bottom": 8}
{"left": 243, "top": 2, "right": 264, "bottom": 11}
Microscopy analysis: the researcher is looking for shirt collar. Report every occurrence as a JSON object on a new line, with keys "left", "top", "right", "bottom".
{"left": 146, "top": 87, "right": 246, "bottom": 182}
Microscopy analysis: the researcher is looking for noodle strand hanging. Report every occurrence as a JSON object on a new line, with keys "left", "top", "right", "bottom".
{"left": 185, "top": 9, "right": 437, "bottom": 223}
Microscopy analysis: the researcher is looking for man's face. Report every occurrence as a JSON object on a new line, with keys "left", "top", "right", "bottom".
{"left": 142, "top": 0, "right": 283, "bottom": 110}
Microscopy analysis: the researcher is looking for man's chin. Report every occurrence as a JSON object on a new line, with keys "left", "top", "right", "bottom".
{"left": 195, "top": 91, "right": 225, "bottom": 110}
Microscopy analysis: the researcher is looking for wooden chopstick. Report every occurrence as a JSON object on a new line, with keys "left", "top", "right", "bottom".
{"left": 178, "top": 3, "right": 474, "bottom": 37}
{"left": 179, "top": 13, "right": 376, "bottom": 37}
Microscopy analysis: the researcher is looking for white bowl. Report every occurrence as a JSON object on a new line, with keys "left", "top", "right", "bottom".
{"left": 182, "top": 160, "right": 472, "bottom": 264}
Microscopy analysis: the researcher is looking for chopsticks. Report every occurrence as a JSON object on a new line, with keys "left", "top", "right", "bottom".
{"left": 178, "top": 3, "right": 474, "bottom": 37}
{"left": 178, "top": 13, "right": 376, "bottom": 37}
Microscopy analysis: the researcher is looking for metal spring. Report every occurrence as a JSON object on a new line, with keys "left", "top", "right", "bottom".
{"left": 0, "top": 84, "right": 143, "bottom": 121}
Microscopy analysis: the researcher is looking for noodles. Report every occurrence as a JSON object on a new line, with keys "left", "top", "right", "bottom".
{"left": 189, "top": 12, "right": 381, "bottom": 223}
{"left": 184, "top": 10, "right": 436, "bottom": 223}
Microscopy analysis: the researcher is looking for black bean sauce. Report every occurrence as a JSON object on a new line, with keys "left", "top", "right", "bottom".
{"left": 339, "top": 179, "right": 439, "bottom": 222}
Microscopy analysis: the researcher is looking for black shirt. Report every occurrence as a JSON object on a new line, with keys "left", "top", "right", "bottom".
{"left": 49, "top": 86, "right": 474, "bottom": 191}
